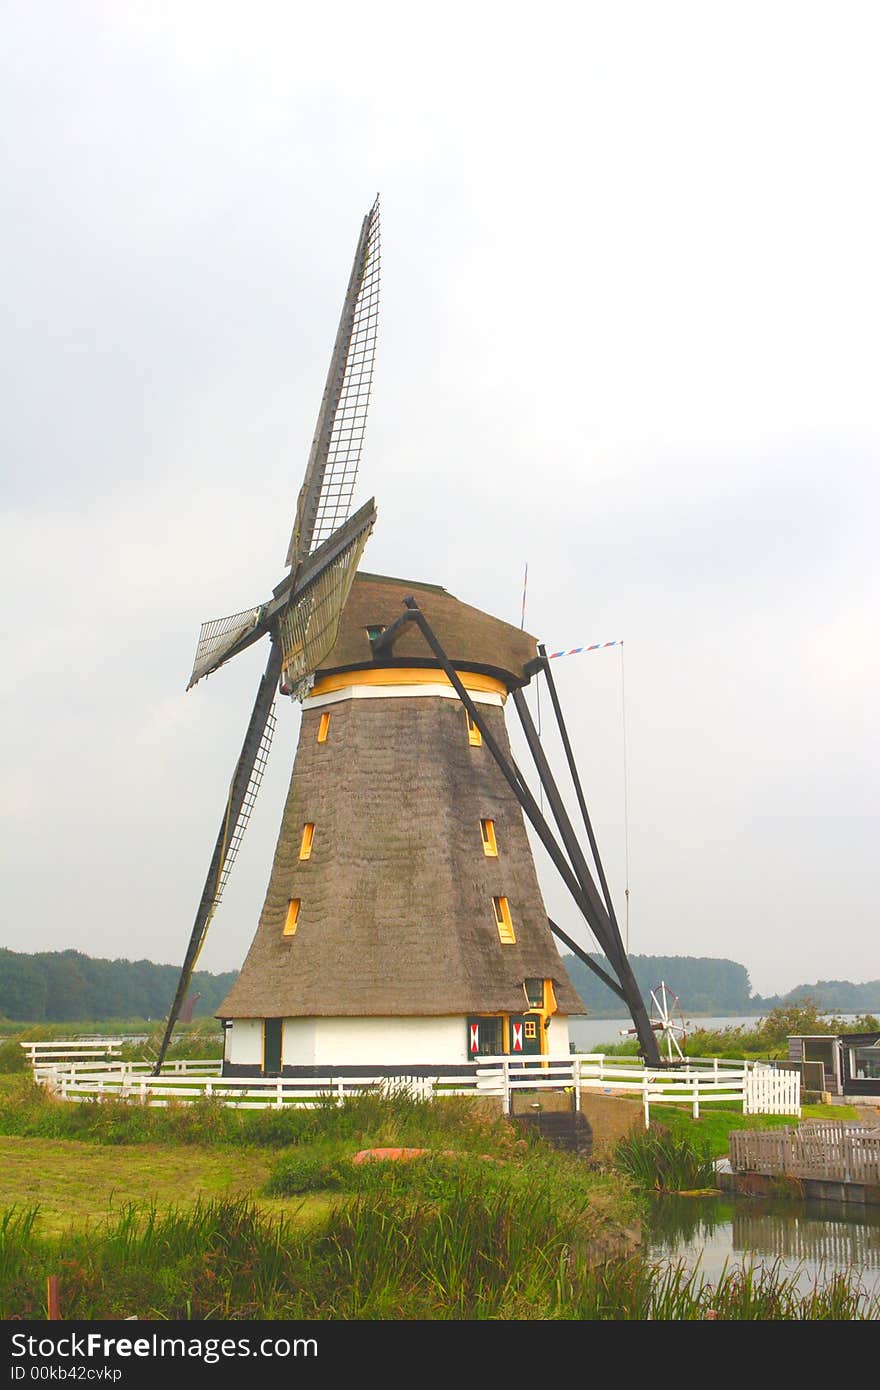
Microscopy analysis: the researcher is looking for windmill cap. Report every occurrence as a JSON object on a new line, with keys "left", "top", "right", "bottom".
{"left": 317, "top": 571, "right": 539, "bottom": 690}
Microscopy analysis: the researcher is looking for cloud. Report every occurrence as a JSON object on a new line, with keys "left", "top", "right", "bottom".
{"left": 2, "top": 2, "right": 878, "bottom": 1000}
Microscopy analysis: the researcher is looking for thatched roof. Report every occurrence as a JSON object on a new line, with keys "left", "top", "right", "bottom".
{"left": 316, "top": 572, "right": 538, "bottom": 687}
{"left": 218, "top": 690, "right": 583, "bottom": 1019}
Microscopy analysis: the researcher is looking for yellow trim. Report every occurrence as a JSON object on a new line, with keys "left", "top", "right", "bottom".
{"left": 283, "top": 899, "right": 301, "bottom": 935}
{"left": 480, "top": 818, "right": 498, "bottom": 856}
{"left": 310, "top": 668, "right": 508, "bottom": 698}
{"left": 492, "top": 896, "right": 515, "bottom": 944}
{"left": 317, "top": 711, "right": 331, "bottom": 743}
{"left": 466, "top": 712, "right": 482, "bottom": 747}
{"left": 522, "top": 979, "right": 559, "bottom": 1056}
{"left": 544, "top": 979, "right": 558, "bottom": 1018}
{"left": 299, "top": 824, "right": 315, "bottom": 860}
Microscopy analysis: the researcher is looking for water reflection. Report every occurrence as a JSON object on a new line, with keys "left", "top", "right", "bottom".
{"left": 647, "top": 1194, "right": 880, "bottom": 1293}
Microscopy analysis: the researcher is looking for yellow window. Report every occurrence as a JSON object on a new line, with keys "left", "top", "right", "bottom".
{"left": 283, "top": 899, "right": 301, "bottom": 936}
{"left": 524, "top": 1020, "right": 538, "bottom": 1040}
{"left": 299, "top": 823, "right": 315, "bottom": 860}
{"left": 317, "top": 712, "right": 331, "bottom": 743}
{"left": 492, "top": 896, "right": 515, "bottom": 944}
{"left": 480, "top": 818, "right": 498, "bottom": 856}
{"left": 466, "top": 712, "right": 482, "bottom": 747}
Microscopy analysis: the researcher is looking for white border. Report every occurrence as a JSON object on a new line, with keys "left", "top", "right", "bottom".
{"left": 304, "top": 682, "right": 504, "bottom": 709}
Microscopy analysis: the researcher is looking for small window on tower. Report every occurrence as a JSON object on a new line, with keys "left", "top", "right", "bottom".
{"left": 492, "top": 896, "right": 515, "bottom": 944}
{"left": 317, "top": 712, "right": 331, "bottom": 743}
{"left": 283, "top": 899, "right": 301, "bottom": 936}
{"left": 299, "top": 824, "right": 315, "bottom": 860}
{"left": 523, "top": 978, "right": 544, "bottom": 1009}
{"left": 480, "top": 819, "right": 498, "bottom": 856}
{"left": 466, "top": 712, "right": 482, "bottom": 747}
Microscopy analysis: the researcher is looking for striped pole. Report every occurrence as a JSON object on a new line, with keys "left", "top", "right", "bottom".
{"left": 547, "top": 641, "right": 619, "bottom": 659}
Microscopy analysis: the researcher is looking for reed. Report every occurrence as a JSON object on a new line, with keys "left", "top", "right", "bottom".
{"left": 3, "top": 1194, "right": 877, "bottom": 1320}
{"left": 611, "top": 1128, "right": 718, "bottom": 1192}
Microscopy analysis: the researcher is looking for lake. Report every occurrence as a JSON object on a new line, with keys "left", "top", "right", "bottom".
{"left": 568, "top": 1014, "right": 868, "bottom": 1052}
{"left": 568, "top": 1015, "right": 766, "bottom": 1051}
{"left": 646, "top": 1193, "right": 880, "bottom": 1302}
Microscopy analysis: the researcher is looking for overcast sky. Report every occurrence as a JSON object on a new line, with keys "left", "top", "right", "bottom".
{"left": 2, "top": 3, "right": 878, "bottom": 1001}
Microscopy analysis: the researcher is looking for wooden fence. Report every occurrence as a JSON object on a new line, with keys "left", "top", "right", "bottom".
{"left": 28, "top": 1047, "right": 800, "bottom": 1122}
{"left": 729, "top": 1121, "right": 880, "bottom": 1184}
{"left": 21, "top": 1041, "right": 219, "bottom": 1079}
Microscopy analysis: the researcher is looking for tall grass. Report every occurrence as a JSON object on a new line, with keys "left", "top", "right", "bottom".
{"left": 612, "top": 1128, "right": 718, "bottom": 1192}
{"left": 2, "top": 1196, "right": 877, "bottom": 1320}
{"left": 0, "top": 1081, "right": 519, "bottom": 1153}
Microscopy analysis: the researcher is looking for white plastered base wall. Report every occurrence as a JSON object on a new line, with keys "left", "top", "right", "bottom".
{"left": 224, "top": 1015, "right": 571, "bottom": 1067}
{"left": 223, "top": 1017, "right": 262, "bottom": 1067}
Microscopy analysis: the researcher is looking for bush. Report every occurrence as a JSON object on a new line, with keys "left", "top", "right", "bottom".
{"left": 0, "top": 1042, "right": 27, "bottom": 1075}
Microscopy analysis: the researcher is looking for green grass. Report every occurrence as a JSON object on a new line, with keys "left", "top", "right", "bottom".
{"left": 0, "top": 1082, "right": 876, "bottom": 1320}
{"left": 2, "top": 1194, "right": 877, "bottom": 1320}
{"left": 647, "top": 1103, "right": 859, "bottom": 1159}
{"left": 0, "top": 1077, "right": 525, "bottom": 1150}
{"left": 0, "top": 1134, "right": 282, "bottom": 1237}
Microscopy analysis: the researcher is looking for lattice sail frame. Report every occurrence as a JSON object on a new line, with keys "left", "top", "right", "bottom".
{"left": 188, "top": 607, "right": 263, "bottom": 689}
{"left": 287, "top": 196, "right": 381, "bottom": 566}
{"left": 177, "top": 692, "right": 279, "bottom": 974}
{"left": 279, "top": 522, "right": 373, "bottom": 699}
{"left": 214, "top": 699, "right": 278, "bottom": 907}
{"left": 309, "top": 205, "right": 380, "bottom": 550}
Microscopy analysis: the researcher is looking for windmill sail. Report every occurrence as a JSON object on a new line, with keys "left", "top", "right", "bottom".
{"left": 153, "top": 640, "right": 282, "bottom": 1072}
{"left": 286, "top": 195, "right": 380, "bottom": 567}
{"left": 278, "top": 499, "right": 375, "bottom": 696}
{"left": 187, "top": 605, "right": 266, "bottom": 689}
{"left": 154, "top": 199, "right": 382, "bottom": 1073}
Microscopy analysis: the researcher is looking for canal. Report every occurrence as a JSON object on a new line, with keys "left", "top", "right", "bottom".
{"left": 646, "top": 1192, "right": 880, "bottom": 1301}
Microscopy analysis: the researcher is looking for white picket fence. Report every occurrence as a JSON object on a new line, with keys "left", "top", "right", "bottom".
{"left": 27, "top": 1045, "right": 800, "bottom": 1123}
{"left": 568, "top": 1055, "right": 800, "bottom": 1125}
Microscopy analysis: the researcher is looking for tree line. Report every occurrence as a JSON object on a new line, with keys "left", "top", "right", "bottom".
{"left": 1, "top": 945, "right": 877, "bottom": 1023}
{"left": 0, "top": 948, "right": 237, "bottom": 1023}
{"left": 559, "top": 952, "right": 880, "bottom": 1018}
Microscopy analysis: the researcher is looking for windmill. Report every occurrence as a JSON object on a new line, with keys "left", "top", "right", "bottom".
{"left": 158, "top": 197, "right": 664, "bottom": 1075}
{"left": 153, "top": 198, "right": 381, "bottom": 1072}
{"left": 620, "top": 982, "right": 688, "bottom": 1062}
{"left": 648, "top": 983, "right": 688, "bottom": 1062}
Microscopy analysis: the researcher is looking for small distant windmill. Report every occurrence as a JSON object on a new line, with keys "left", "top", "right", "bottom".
{"left": 153, "top": 199, "right": 381, "bottom": 1072}
{"left": 157, "top": 198, "right": 665, "bottom": 1075}
{"left": 620, "top": 981, "right": 687, "bottom": 1062}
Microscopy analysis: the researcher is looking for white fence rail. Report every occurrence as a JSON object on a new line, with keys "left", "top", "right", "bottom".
{"left": 28, "top": 1045, "right": 800, "bottom": 1122}
{"left": 21, "top": 1041, "right": 221, "bottom": 1079}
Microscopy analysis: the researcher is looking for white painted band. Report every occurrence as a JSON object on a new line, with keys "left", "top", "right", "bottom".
{"left": 303, "top": 683, "right": 505, "bottom": 710}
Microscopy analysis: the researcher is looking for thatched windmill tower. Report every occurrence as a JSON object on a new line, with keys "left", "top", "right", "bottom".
{"left": 157, "top": 199, "right": 661, "bottom": 1076}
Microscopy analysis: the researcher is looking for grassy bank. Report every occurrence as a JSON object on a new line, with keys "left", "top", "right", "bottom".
{"left": 646, "top": 1102, "right": 859, "bottom": 1158}
{"left": 3, "top": 1192, "right": 877, "bottom": 1320}
{"left": 1, "top": 1080, "right": 877, "bottom": 1319}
